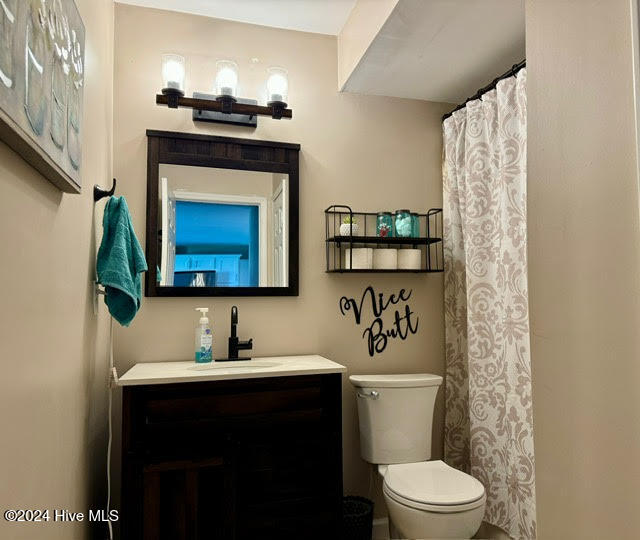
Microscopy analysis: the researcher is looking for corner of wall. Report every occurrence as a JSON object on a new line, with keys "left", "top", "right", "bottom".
{"left": 337, "top": 0, "right": 400, "bottom": 91}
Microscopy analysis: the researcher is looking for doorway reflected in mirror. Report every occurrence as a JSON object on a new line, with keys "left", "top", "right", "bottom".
{"left": 158, "top": 165, "right": 289, "bottom": 289}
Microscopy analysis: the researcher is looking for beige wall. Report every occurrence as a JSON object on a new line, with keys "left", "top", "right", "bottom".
{"left": 337, "top": 0, "right": 399, "bottom": 90}
{"left": 113, "top": 3, "right": 450, "bottom": 514}
{"left": 0, "top": 1, "right": 114, "bottom": 539}
{"left": 527, "top": 1, "right": 640, "bottom": 538}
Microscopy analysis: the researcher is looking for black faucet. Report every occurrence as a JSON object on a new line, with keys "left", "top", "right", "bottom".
{"left": 227, "top": 306, "right": 253, "bottom": 360}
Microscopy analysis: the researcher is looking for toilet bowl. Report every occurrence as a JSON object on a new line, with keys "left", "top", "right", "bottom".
{"left": 349, "top": 374, "right": 486, "bottom": 539}
{"left": 379, "top": 461, "right": 485, "bottom": 539}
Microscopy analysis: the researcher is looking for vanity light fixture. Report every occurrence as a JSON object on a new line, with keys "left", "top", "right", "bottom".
{"left": 215, "top": 60, "right": 238, "bottom": 98}
{"left": 266, "top": 67, "right": 289, "bottom": 119}
{"left": 156, "top": 56, "right": 293, "bottom": 125}
{"left": 160, "top": 54, "right": 186, "bottom": 107}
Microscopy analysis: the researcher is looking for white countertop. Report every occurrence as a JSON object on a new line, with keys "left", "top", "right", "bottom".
{"left": 118, "top": 355, "right": 346, "bottom": 386}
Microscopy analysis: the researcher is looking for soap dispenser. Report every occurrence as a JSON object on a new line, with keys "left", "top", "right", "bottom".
{"left": 194, "top": 307, "right": 213, "bottom": 363}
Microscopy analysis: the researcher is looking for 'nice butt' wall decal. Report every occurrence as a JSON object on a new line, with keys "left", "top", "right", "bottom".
{"left": 339, "top": 286, "right": 419, "bottom": 357}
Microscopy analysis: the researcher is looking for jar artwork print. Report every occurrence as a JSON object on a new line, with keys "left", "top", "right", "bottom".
{"left": 50, "top": 0, "right": 69, "bottom": 150}
{"left": 67, "top": 28, "right": 84, "bottom": 170}
{"left": 0, "top": 0, "right": 18, "bottom": 89}
{"left": 25, "top": 0, "right": 49, "bottom": 136}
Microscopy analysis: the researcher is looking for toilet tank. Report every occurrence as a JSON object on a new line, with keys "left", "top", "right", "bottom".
{"left": 349, "top": 374, "right": 443, "bottom": 464}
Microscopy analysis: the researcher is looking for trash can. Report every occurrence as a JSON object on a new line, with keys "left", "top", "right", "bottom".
{"left": 342, "top": 496, "right": 374, "bottom": 540}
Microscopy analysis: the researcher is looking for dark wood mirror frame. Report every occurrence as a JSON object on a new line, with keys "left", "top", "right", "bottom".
{"left": 145, "top": 130, "right": 300, "bottom": 297}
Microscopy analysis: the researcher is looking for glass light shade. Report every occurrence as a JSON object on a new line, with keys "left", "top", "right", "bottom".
{"left": 161, "top": 54, "right": 185, "bottom": 93}
{"left": 267, "top": 67, "right": 288, "bottom": 104}
{"left": 215, "top": 60, "right": 238, "bottom": 97}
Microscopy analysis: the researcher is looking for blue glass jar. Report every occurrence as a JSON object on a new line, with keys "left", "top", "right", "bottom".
{"left": 394, "top": 209, "right": 412, "bottom": 237}
{"left": 411, "top": 213, "right": 420, "bottom": 238}
{"left": 376, "top": 212, "right": 393, "bottom": 238}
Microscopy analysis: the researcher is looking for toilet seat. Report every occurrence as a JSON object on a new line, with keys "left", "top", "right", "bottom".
{"left": 382, "top": 460, "right": 485, "bottom": 514}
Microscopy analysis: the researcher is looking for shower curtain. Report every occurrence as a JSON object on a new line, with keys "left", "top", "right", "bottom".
{"left": 442, "top": 69, "right": 536, "bottom": 539}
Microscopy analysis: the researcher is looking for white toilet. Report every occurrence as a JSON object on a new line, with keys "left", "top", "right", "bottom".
{"left": 349, "top": 374, "right": 486, "bottom": 539}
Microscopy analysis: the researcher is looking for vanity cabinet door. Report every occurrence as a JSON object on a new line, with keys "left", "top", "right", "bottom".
{"left": 236, "top": 434, "right": 340, "bottom": 501}
{"left": 122, "top": 448, "right": 237, "bottom": 540}
{"left": 121, "top": 374, "right": 342, "bottom": 539}
{"left": 140, "top": 456, "right": 235, "bottom": 540}
{"left": 235, "top": 435, "right": 342, "bottom": 540}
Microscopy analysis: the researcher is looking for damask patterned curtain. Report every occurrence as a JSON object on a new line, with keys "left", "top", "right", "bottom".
{"left": 442, "top": 69, "right": 536, "bottom": 539}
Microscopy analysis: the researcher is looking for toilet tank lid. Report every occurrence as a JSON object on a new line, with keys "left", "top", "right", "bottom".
{"left": 349, "top": 374, "right": 443, "bottom": 388}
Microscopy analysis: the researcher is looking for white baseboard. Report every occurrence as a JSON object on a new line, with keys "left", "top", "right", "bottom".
{"left": 373, "top": 517, "right": 389, "bottom": 540}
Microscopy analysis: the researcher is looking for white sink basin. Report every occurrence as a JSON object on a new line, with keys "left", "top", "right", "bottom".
{"left": 189, "top": 361, "right": 281, "bottom": 371}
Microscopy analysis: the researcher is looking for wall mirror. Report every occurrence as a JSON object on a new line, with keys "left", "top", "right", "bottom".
{"left": 146, "top": 131, "right": 299, "bottom": 296}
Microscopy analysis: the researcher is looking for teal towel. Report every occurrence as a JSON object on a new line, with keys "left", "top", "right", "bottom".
{"left": 97, "top": 196, "right": 148, "bottom": 326}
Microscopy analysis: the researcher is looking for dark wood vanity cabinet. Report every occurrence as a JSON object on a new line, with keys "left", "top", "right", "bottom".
{"left": 121, "top": 374, "right": 343, "bottom": 539}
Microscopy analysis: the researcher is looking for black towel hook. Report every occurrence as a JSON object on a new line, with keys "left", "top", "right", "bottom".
{"left": 94, "top": 178, "right": 116, "bottom": 202}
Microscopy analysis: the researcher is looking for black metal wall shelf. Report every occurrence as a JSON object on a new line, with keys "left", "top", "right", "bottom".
{"left": 327, "top": 235, "right": 442, "bottom": 246}
{"left": 325, "top": 205, "right": 444, "bottom": 273}
{"left": 327, "top": 269, "right": 441, "bottom": 274}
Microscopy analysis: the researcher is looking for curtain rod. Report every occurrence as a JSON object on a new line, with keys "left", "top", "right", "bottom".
{"left": 442, "top": 59, "right": 526, "bottom": 122}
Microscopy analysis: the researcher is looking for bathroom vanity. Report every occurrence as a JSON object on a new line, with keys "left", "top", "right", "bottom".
{"left": 119, "top": 356, "right": 345, "bottom": 539}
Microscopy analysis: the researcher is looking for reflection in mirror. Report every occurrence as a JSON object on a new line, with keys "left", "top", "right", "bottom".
{"left": 157, "top": 165, "right": 289, "bottom": 288}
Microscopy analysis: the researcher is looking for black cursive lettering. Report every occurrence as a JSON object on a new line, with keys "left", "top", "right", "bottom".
{"left": 340, "top": 286, "right": 419, "bottom": 357}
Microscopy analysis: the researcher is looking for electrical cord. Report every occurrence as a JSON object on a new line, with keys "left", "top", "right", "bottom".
{"left": 95, "top": 199, "right": 115, "bottom": 540}
{"left": 106, "top": 317, "right": 114, "bottom": 540}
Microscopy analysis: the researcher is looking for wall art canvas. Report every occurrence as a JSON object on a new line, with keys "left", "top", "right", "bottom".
{"left": 0, "top": 0, "right": 85, "bottom": 193}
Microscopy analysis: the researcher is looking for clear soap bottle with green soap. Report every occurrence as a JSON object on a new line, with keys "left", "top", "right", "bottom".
{"left": 195, "top": 307, "right": 213, "bottom": 363}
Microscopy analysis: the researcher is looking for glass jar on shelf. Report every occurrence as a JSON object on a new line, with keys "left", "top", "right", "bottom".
{"left": 394, "top": 209, "right": 412, "bottom": 237}
{"left": 376, "top": 212, "right": 393, "bottom": 238}
{"left": 25, "top": 0, "right": 47, "bottom": 136}
{"left": 411, "top": 213, "right": 420, "bottom": 238}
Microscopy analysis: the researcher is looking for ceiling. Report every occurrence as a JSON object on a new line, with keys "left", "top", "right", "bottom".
{"left": 343, "top": 0, "right": 525, "bottom": 103}
{"left": 114, "top": 0, "right": 357, "bottom": 35}
{"left": 116, "top": 0, "right": 525, "bottom": 104}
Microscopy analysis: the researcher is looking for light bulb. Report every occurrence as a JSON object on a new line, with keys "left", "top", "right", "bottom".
{"left": 267, "top": 67, "right": 288, "bottom": 104}
{"left": 161, "top": 54, "right": 185, "bottom": 94}
{"left": 215, "top": 60, "right": 238, "bottom": 97}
